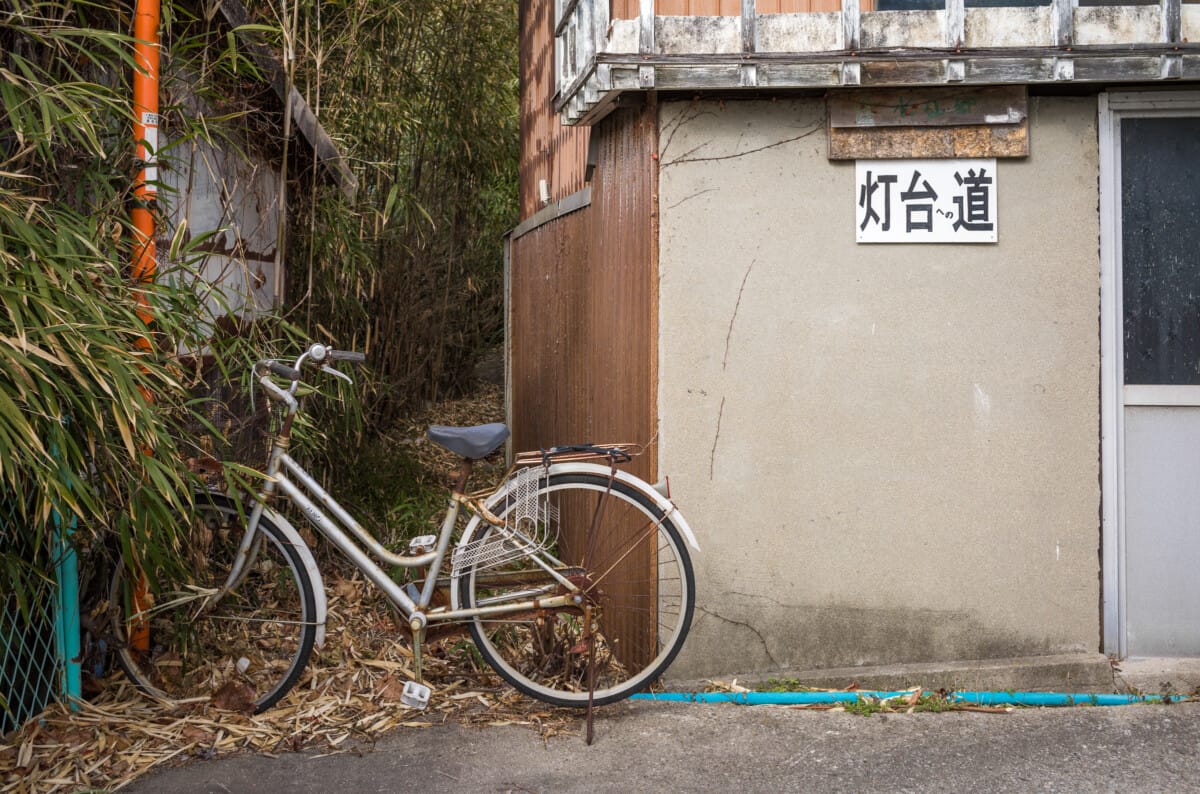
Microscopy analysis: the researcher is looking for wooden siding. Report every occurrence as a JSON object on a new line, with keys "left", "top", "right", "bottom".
{"left": 509, "top": 102, "right": 658, "bottom": 482}
{"left": 521, "top": 0, "right": 591, "bottom": 220}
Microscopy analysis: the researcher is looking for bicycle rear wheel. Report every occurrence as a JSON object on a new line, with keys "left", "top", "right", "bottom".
{"left": 457, "top": 472, "right": 695, "bottom": 707}
{"left": 110, "top": 492, "right": 317, "bottom": 713}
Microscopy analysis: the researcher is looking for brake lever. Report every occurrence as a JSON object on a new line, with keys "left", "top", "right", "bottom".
{"left": 321, "top": 364, "right": 353, "bottom": 385}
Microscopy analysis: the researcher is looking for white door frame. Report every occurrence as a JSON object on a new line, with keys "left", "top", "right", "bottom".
{"left": 1099, "top": 90, "right": 1200, "bottom": 658}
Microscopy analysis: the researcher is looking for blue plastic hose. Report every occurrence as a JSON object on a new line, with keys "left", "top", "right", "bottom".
{"left": 630, "top": 690, "right": 1171, "bottom": 706}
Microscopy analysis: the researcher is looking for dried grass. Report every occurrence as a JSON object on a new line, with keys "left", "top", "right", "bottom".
{"left": 1, "top": 580, "right": 580, "bottom": 792}
{"left": 1, "top": 382, "right": 585, "bottom": 793}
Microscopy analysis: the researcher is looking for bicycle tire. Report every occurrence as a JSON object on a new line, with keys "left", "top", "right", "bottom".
{"left": 110, "top": 492, "right": 318, "bottom": 713}
{"left": 457, "top": 472, "right": 695, "bottom": 707}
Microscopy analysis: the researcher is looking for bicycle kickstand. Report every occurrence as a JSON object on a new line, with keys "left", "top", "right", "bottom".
{"left": 585, "top": 604, "right": 596, "bottom": 745}
{"left": 412, "top": 623, "right": 425, "bottom": 682}
{"left": 400, "top": 621, "right": 432, "bottom": 710}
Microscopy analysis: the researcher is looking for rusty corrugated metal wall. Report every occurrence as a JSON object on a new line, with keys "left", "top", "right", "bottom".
{"left": 509, "top": 102, "right": 658, "bottom": 480}
{"left": 520, "top": 0, "right": 590, "bottom": 219}
{"left": 515, "top": 0, "right": 666, "bottom": 671}
{"left": 509, "top": 99, "right": 660, "bottom": 669}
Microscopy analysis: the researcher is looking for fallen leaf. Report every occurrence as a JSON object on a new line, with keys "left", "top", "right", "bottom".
{"left": 211, "top": 680, "right": 256, "bottom": 715}
{"left": 376, "top": 676, "right": 407, "bottom": 703}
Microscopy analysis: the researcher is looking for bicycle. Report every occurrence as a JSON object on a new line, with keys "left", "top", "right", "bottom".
{"left": 108, "top": 343, "right": 698, "bottom": 715}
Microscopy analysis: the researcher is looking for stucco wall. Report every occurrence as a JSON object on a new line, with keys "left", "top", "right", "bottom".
{"left": 657, "top": 96, "right": 1101, "bottom": 677}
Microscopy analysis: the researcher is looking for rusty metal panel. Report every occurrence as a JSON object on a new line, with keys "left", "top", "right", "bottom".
{"left": 511, "top": 104, "right": 658, "bottom": 480}
{"left": 511, "top": 103, "right": 659, "bottom": 659}
{"left": 521, "top": 0, "right": 591, "bottom": 219}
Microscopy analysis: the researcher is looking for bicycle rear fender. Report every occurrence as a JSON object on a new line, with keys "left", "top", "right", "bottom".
{"left": 496, "top": 462, "right": 701, "bottom": 552}
{"left": 261, "top": 506, "right": 329, "bottom": 648}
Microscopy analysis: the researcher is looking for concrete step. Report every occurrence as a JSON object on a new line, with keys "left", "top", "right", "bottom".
{"left": 682, "top": 653, "right": 1121, "bottom": 694}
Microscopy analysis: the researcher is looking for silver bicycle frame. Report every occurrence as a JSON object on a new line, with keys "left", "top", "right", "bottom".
{"left": 239, "top": 355, "right": 582, "bottom": 630}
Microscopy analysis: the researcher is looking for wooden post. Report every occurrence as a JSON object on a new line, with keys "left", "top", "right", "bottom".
{"left": 1161, "top": 0, "right": 1181, "bottom": 43}
{"left": 945, "top": 0, "right": 965, "bottom": 50}
{"left": 1161, "top": 0, "right": 1181, "bottom": 77}
{"left": 741, "top": 0, "right": 756, "bottom": 53}
{"left": 580, "top": 0, "right": 595, "bottom": 76}
{"left": 639, "top": 0, "right": 654, "bottom": 53}
{"left": 595, "top": 0, "right": 610, "bottom": 55}
{"left": 842, "top": 0, "right": 860, "bottom": 51}
{"left": 741, "top": 0, "right": 757, "bottom": 86}
{"left": 639, "top": 0, "right": 654, "bottom": 88}
{"left": 1051, "top": 0, "right": 1073, "bottom": 47}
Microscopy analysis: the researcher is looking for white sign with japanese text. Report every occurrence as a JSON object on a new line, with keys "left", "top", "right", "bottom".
{"left": 855, "top": 159, "right": 998, "bottom": 244}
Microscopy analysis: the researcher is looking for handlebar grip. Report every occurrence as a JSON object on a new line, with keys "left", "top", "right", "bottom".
{"left": 268, "top": 361, "right": 301, "bottom": 381}
{"left": 330, "top": 350, "right": 365, "bottom": 363}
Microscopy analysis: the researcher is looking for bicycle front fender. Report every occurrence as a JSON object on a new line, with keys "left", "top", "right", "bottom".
{"left": 258, "top": 505, "right": 329, "bottom": 649}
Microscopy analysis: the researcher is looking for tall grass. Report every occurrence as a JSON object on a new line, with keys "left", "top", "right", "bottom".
{"left": 262, "top": 0, "right": 519, "bottom": 426}
{"left": 230, "top": 0, "right": 519, "bottom": 531}
{"left": 1, "top": 3, "right": 185, "bottom": 608}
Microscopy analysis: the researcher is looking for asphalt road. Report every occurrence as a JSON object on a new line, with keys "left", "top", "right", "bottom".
{"left": 124, "top": 698, "right": 1200, "bottom": 793}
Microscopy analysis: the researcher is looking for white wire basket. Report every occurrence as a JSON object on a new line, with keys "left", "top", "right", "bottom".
{"left": 452, "top": 466, "right": 559, "bottom": 575}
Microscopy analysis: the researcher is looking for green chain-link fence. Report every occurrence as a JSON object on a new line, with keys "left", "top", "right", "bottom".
{"left": 1, "top": 495, "right": 81, "bottom": 735}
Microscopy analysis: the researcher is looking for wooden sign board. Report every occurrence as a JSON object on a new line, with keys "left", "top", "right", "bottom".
{"left": 829, "top": 86, "right": 1027, "bottom": 128}
{"left": 830, "top": 123, "right": 1028, "bottom": 160}
{"left": 856, "top": 159, "right": 998, "bottom": 244}
{"left": 827, "top": 86, "right": 1029, "bottom": 160}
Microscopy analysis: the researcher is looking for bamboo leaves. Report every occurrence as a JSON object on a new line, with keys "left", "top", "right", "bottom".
{"left": 0, "top": 3, "right": 223, "bottom": 608}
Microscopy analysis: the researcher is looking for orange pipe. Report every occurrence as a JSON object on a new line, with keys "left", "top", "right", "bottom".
{"left": 129, "top": 0, "right": 161, "bottom": 653}
{"left": 131, "top": 0, "right": 160, "bottom": 332}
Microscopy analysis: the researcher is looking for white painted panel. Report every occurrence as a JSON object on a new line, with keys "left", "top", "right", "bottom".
{"left": 757, "top": 12, "right": 842, "bottom": 52}
{"left": 1073, "top": 6, "right": 1161, "bottom": 46}
{"left": 161, "top": 135, "right": 281, "bottom": 325}
{"left": 607, "top": 18, "right": 639, "bottom": 52}
{"left": 656, "top": 15, "right": 741, "bottom": 54}
{"left": 861, "top": 10, "right": 944, "bottom": 48}
{"left": 1124, "top": 385, "right": 1200, "bottom": 407}
{"left": 1124, "top": 406, "right": 1200, "bottom": 656}
{"left": 855, "top": 159, "right": 998, "bottom": 244}
{"left": 964, "top": 7, "right": 1051, "bottom": 48}
{"left": 1185, "top": 5, "right": 1200, "bottom": 45}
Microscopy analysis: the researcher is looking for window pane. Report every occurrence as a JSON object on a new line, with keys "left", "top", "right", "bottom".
{"left": 1121, "top": 117, "right": 1200, "bottom": 386}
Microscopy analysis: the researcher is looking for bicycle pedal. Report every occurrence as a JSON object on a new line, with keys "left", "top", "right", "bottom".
{"left": 401, "top": 680, "right": 431, "bottom": 710}
{"left": 409, "top": 534, "right": 437, "bottom": 554}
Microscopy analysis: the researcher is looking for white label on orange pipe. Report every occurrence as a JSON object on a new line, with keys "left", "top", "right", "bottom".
{"left": 140, "top": 112, "right": 159, "bottom": 187}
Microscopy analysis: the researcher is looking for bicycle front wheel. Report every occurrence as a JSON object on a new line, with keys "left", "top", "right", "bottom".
{"left": 458, "top": 472, "right": 695, "bottom": 707}
{"left": 110, "top": 492, "right": 318, "bottom": 713}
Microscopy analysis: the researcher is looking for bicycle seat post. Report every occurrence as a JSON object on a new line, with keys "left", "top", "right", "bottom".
{"left": 452, "top": 458, "right": 473, "bottom": 495}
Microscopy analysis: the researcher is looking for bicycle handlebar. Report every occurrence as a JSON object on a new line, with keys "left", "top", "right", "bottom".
{"left": 255, "top": 344, "right": 367, "bottom": 405}
{"left": 267, "top": 361, "right": 302, "bottom": 381}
